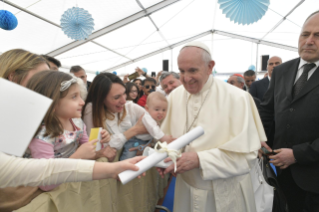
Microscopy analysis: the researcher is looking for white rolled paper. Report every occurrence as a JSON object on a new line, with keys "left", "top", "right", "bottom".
{"left": 118, "top": 126, "right": 204, "bottom": 185}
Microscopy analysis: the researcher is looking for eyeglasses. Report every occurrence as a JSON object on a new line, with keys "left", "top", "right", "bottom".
{"left": 145, "top": 85, "right": 155, "bottom": 89}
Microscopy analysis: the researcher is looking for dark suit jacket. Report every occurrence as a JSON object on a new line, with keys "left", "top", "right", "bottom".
{"left": 253, "top": 96, "right": 261, "bottom": 111}
{"left": 259, "top": 58, "right": 319, "bottom": 193}
{"left": 249, "top": 77, "right": 270, "bottom": 101}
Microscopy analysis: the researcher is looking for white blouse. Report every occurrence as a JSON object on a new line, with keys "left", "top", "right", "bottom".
{"left": 0, "top": 151, "right": 94, "bottom": 188}
{"left": 83, "top": 101, "right": 164, "bottom": 150}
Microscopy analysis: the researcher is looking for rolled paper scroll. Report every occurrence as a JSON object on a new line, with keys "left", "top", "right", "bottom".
{"left": 154, "top": 141, "right": 181, "bottom": 172}
{"left": 118, "top": 126, "right": 204, "bottom": 185}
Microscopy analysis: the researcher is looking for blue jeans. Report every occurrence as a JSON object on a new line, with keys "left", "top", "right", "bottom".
{"left": 120, "top": 138, "right": 151, "bottom": 161}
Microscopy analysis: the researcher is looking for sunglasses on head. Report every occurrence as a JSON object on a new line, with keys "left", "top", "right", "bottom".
{"left": 145, "top": 85, "right": 155, "bottom": 89}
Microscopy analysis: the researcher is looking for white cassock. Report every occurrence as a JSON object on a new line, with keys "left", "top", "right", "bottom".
{"left": 161, "top": 75, "right": 267, "bottom": 212}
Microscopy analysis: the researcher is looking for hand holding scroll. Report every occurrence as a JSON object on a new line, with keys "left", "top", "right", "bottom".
{"left": 163, "top": 152, "right": 200, "bottom": 175}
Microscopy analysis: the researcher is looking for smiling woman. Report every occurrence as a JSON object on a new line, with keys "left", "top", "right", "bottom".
{"left": 83, "top": 73, "right": 148, "bottom": 159}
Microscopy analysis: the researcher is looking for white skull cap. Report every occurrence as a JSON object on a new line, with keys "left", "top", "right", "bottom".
{"left": 182, "top": 41, "right": 211, "bottom": 56}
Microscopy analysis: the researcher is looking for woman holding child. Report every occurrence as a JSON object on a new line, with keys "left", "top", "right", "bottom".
{"left": 83, "top": 73, "right": 173, "bottom": 161}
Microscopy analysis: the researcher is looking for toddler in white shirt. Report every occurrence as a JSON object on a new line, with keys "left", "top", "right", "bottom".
{"left": 120, "top": 92, "right": 173, "bottom": 160}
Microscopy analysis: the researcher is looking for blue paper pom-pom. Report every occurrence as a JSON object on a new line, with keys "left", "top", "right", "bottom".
{"left": 112, "top": 71, "right": 117, "bottom": 75}
{"left": 96, "top": 71, "right": 100, "bottom": 75}
{"left": 248, "top": 65, "right": 256, "bottom": 71}
{"left": 218, "top": 0, "right": 270, "bottom": 25}
{"left": 0, "top": 10, "right": 18, "bottom": 30}
{"left": 142, "top": 68, "right": 147, "bottom": 73}
{"left": 60, "top": 7, "right": 94, "bottom": 41}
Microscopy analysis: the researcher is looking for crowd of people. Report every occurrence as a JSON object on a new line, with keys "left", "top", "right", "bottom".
{"left": 0, "top": 10, "right": 319, "bottom": 212}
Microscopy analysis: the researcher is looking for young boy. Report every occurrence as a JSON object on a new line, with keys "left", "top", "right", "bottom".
{"left": 137, "top": 77, "right": 157, "bottom": 107}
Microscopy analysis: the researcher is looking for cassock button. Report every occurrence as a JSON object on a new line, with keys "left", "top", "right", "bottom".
{"left": 290, "top": 108, "right": 294, "bottom": 112}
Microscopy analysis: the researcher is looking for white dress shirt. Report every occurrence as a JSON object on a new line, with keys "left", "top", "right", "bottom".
{"left": 294, "top": 58, "right": 319, "bottom": 84}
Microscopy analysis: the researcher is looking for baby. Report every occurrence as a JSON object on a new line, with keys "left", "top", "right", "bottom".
{"left": 141, "top": 92, "right": 173, "bottom": 142}
{"left": 120, "top": 92, "right": 173, "bottom": 160}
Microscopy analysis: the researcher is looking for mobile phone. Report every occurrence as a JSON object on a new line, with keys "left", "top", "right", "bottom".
{"left": 128, "top": 72, "right": 139, "bottom": 81}
{"left": 261, "top": 147, "right": 276, "bottom": 155}
{"left": 151, "top": 72, "right": 156, "bottom": 77}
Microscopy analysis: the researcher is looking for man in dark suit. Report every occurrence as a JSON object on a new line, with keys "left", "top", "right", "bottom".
{"left": 70, "top": 65, "right": 91, "bottom": 91}
{"left": 259, "top": 11, "right": 319, "bottom": 212}
{"left": 249, "top": 56, "right": 282, "bottom": 101}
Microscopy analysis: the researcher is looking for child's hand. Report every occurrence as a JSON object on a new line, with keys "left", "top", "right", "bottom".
{"left": 100, "top": 129, "right": 111, "bottom": 144}
{"left": 71, "top": 139, "right": 97, "bottom": 159}
{"left": 98, "top": 146, "right": 117, "bottom": 162}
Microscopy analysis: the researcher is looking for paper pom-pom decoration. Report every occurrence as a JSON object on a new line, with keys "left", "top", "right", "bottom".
{"left": 0, "top": 10, "right": 18, "bottom": 30}
{"left": 142, "top": 68, "right": 148, "bottom": 73}
{"left": 96, "top": 71, "right": 100, "bottom": 75}
{"left": 248, "top": 65, "right": 256, "bottom": 71}
{"left": 60, "top": 7, "right": 94, "bottom": 40}
{"left": 218, "top": 0, "right": 270, "bottom": 25}
{"left": 112, "top": 71, "right": 117, "bottom": 75}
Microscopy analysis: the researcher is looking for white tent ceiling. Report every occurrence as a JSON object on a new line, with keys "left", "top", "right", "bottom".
{"left": 1, "top": 0, "right": 318, "bottom": 79}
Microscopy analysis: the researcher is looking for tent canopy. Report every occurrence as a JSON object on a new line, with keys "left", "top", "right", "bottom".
{"left": 1, "top": 0, "right": 318, "bottom": 79}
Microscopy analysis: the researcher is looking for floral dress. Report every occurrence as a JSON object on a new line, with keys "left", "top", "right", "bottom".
{"left": 24, "top": 118, "right": 88, "bottom": 159}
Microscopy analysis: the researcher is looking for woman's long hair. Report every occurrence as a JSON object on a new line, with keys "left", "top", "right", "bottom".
{"left": 83, "top": 73, "right": 127, "bottom": 130}
{"left": 126, "top": 82, "right": 140, "bottom": 103}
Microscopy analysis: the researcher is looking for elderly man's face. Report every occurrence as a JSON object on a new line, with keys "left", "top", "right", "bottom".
{"left": 298, "top": 13, "right": 319, "bottom": 62}
{"left": 267, "top": 56, "right": 282, "bottom": 78}
{"left": 178, "top": 47, "right": 214, "bottom": 94}
{"left": 161, "top": 74, "right": 181, "bottom": 95}
{"left": 227, "top": 76, "right": 244, "bottom": 89}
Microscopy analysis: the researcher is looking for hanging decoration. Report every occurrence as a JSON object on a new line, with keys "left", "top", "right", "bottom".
{"left": 60, "top": 7, "right": 94, "bottom": 40}
{"left": 0, "top": 10, "right": 18, "bottom": 30}
{"left": 95, "top": 71, "right": 100, "bottom": 75}
{"left": 218, "top": 0, "right": 270, "bottom": 25}
{"left": 248, "top": 65, "right": 256, "bottom": 71}
{"left": 112, "top": 71, "right": 117, "bottom": 75}
{"left": 142, "top": 68, "right": 148, "bottom": 73}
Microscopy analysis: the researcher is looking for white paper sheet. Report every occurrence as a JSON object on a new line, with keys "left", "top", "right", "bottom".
{"left": 119, "top": 126, "right": 204, "bottom": 184}
{"left": 0, "top": 79, "right": 52, "bottom": 156}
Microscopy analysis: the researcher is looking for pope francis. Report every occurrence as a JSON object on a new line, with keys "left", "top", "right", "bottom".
{"left": 160, "top": 41, "right": 267, "bottom": 212}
